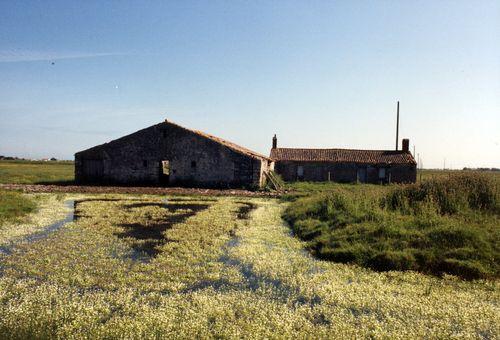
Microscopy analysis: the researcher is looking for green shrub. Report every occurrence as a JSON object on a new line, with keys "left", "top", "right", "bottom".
{"left": 293, "top": 218, "right": 328, "bottom": 240}
{"left": 284, "top": 176, "right": 499, "bottom": 280}
{"left": 443, "top": 247, "right": 479, "bottom": 261}
{"left": 318, "top": 244, "right": 369, "bottom": 263}
{"left": 368, "top": 250, "right": 417, "bottom": 271}
{"left": 427, "top": 225, "right": 490, "bottom": 251}
{"left": 284, "top": 192, "right": 380, "bottom": 230}
{"left": 436, "top": 259, "right": 489, "bottom": 281}
{"left": 383, "top": 173, "right": 498, "bottom": 215}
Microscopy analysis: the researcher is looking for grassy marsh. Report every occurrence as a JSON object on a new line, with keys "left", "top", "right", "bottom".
{"left": 0, "top": 192, "right": 498, "bottom": 338}
{"left": 284, "top": 173, "right": 499, "bottom": 279}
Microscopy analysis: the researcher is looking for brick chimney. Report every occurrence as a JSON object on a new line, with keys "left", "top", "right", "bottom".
{"left": 402, "top": 138, "right": 409, "bottom": 152}
{"left": 272, "top": 134, "right": 277, "bottom": 149}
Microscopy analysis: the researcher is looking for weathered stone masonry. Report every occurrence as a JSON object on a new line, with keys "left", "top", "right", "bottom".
{"left": 270, "top": 137, "right": 417, "bottom": 184}
{"left": 75, "top": 120, "right": 273, "bottom": 188}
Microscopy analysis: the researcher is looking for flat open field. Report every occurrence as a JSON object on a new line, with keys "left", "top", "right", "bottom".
{"left": 0, "top": 160, "right": 74, "bottom": 184}
{"left": 0, "top": 191, "right": 498, "bottom": 338}
{"left": 417, "top": 169, "right": 500, "bottom": 183}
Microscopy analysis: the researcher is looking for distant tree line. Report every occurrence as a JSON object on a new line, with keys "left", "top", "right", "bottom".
{"left": 0, "top": 156, "right": 58, "bottom": 161}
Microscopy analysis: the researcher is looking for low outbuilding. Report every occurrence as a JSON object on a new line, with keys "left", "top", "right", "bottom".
{"left": 270, "top": 136, "right": 416, "bottom": 183}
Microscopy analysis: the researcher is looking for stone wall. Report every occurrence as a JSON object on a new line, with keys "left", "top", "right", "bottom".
{"left": 275, "top": 161, "right": 416, "bottom": 184}
{"left": 75, "top": 122, "right": 269, "bottom": 188}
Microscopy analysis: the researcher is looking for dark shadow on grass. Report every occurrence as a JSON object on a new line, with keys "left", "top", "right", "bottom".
{"left": 235, "top": 202, "right": 257, "bottom": 220}
{"left": 118, "top": 203, "right": 210, "bottom": 258}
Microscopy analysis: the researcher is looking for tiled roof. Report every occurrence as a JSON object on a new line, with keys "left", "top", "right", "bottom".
{"left": 76, "top": 120, "right": 271, "bottom": 161}
{"left": 166, "top": 120, "right": 271, "bottom": 161}
{"left": 270, "top": 148, "right": 416, "bottom": 165}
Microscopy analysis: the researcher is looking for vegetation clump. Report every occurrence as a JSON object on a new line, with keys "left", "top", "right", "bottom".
{"left": 284, "top": 174, "right": 499, "bottom": 280}
{"left": 0, "top": 190, "right": 37, "bottom": 225}
{"left": 383, "top": 173, "right": 498, "bottom": 214}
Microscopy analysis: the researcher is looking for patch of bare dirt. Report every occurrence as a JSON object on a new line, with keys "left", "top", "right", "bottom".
{"left": 0, "top": 184, "right": 281, "bottom": 197}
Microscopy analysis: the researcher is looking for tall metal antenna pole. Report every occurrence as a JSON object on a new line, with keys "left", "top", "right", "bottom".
{"left": 396, "top": 101, "right": 400, "bottom": 150}
{"left": 417, "top": 152, "right": 420, "bottom": 182}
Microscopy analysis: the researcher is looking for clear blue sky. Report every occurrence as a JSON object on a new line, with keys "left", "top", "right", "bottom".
{"left": 0, "top": 1, "right": 498, "bottom": 168}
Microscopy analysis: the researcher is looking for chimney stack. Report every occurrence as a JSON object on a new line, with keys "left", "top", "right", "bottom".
{"left": 272, "top": 134, "right": 277, "bottom": 149}
{"left": 402, "top": 138, "right": 409, "bottom": 152}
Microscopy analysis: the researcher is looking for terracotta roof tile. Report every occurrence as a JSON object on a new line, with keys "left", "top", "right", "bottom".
{"left": 166, "top": 120, "right": 271, "bottom": 161}
{"left": 76, "top": 120, "right": 271, "bottom": 161}
{"left": 192, "top": 129, "right": 271, "bottom": 161}
{"left": 270, "top": 148, "right": 416, "bottom": 165}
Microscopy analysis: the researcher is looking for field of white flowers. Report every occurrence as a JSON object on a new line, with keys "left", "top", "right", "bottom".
{"left": 0, "top": 193, "right": 498, "bottom": 339}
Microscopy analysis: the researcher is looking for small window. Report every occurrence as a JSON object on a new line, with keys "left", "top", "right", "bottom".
{"left": 162, "top": 130, "right": 167, "bottom": 138}
{"left": 191, "top": 161, "right": 197, "bottom": 168}
{"left": 379, "top": 168, "right": 386, "bottom": 179}
{"left": 143, "top": 160, "right": 148, "bottom": 168}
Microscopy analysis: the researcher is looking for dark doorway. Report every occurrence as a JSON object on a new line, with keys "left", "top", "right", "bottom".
{"left": 357, "top": 167, "right": 367, "bottom": 183}
{"left": 297, "top": 165, "right": 304, "bottom": 181}
{"left": 160, "top": 160, "right": 170, "bottom": 185}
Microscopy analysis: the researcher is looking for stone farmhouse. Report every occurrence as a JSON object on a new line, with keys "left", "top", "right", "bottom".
{"left": 75, "top": 119, "right": 416, "bottom": 188}
{"left": 270, "top": 135, "right": 416, "bottom": 184}
{"left": 75, "top": 120, "right": 273, "bottom": 188}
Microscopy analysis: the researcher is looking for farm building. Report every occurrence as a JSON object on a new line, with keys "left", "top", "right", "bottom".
{"left": 270, "top": 136, "right": 416, "bottom": 183}
{"left": 75, "top": 120, "right": 273, "bottom": 188}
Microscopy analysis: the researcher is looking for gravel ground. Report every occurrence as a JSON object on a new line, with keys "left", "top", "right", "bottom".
{"left": 0, "top": 183, "right": 282, "bottom": 197}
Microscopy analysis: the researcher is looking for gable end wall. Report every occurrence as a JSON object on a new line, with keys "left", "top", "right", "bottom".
{"left": 75, "top": 122, "right": 267, "bottom": 188}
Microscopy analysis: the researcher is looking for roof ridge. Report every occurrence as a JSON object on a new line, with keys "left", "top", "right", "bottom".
{"left": 271, "top": 147, "right": 416, "bottom": 164}
{"left": 275, "top": 147, "right": 408, "bottom": 152}
{"left": 164, "top": 119, "right": 270, "bottom": 160}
